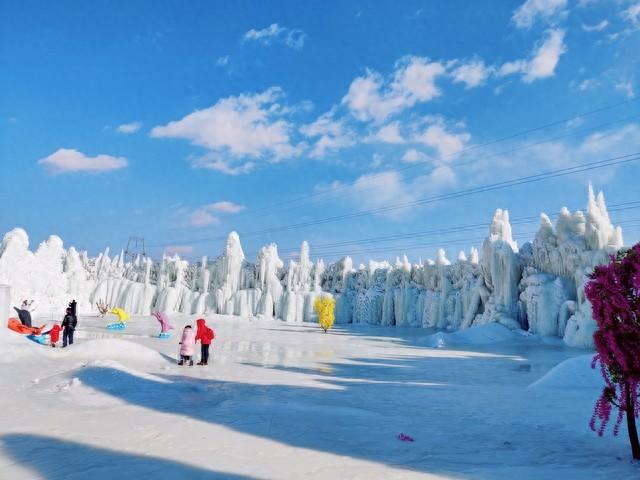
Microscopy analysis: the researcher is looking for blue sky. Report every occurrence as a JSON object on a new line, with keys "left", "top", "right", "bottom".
{"left": 1, "top": 0, "right": 640, "bottom": 264}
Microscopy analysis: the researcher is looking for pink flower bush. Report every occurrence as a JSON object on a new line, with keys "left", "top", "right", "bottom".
{"left": 585, "top": 243, "right": 640, "bottom": 459}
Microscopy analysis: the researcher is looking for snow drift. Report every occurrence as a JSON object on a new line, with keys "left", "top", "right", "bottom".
{"left": 0, "top": 185, "right": 623, "bottom": 348}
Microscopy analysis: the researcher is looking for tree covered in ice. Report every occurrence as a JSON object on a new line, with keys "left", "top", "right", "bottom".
{"left": 585, "top": 245, "right": 640, "bottom": 459}
{"left": 0, "top": 185, "right": 627, "bottom": 348}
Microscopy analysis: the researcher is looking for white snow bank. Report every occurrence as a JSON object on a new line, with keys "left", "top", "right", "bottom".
{"left": 0, "top": 332, "right": 165, "bottom": 365}
{"left": 417, "top": 323, "right": 519, "bottom": 348}
{"left": 528, "top": 354, "right": 602, "bottom": 390}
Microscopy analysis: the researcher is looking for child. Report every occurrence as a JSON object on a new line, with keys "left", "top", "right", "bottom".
{"left": 195, "top": 318, "right": 215, "bottom": 366}
{"left": 42, "top": 324, "right": 62, "bottom": 348}
{"left": 178, "top": 325, "right": 196, "bottom": 366}
{"left": 49, "top": 324, "right": 62, "bottom": 348}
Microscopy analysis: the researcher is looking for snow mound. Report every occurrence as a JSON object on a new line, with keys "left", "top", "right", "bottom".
{"left": 63, "top": 339, "right": 165, "bottom": 363}
{"left": 528, "top": 354, "right": 601, "bottom": 390}
{"left": 417, "top": 323, "right": 518, "bottom": 348}
{"left": 0, "top": 328, "right": 44, "bottom": 363}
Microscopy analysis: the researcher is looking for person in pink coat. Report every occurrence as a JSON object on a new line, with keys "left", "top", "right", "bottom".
{"left": 178, "top": 325, "right": 196, "bottom": 366}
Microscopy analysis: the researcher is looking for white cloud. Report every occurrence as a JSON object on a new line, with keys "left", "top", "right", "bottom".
{"left": 188, "top": 209, "right": 220, "bottom": 228}
{"left": 116, "top": 121, "right": 142, "bottom": 134}
{"left": 208, "top": 201, "right": 245, "bottom": 213}
{"left": 512, "top": 0, "right": 567, "bottom": 29}
{"left": 242, "top": 23, "right": 306, "bottom": 50}
{"left": 342, "top": 56, "right": 446, "bottom": 122}
{"left": 429, "top": 165, "right": 456, "bottom": 186}
{"left": 413, "top": 121, "right": 471, "bottom": 160}
{"left": 151, "top": 88, "right": 299, "bottom": 163}
{"left": 216, "top": 55, "right": 230, "bottom": 67}
{"left": 581, "top": 123, "right": 640, "bottom": 155}
{"left": 373, "top": 121, "right": 404, "bottom": 144}
{"left": 578, "top": 78, "right": 600, "bottom": 91}
{"left": 329, "top": 170, "right": 418, "bottom": 217}
{"left": 524, "top": 29, "right": 566, "bottom": 82}
{"left": 190, "top": 153, "right": 255, "bottom": 175}
{"left": 38, "top": 148, "right": 128, "bottom": 174}
{"left": 581, "top": 20, "right": 608, "bottom": 32}
{"left": 164, "top": 245, "right": 194, "bottom": 256}
{"left": 497, "top": 60, "right": 528, "bottom": 77}
{"left": 498, "top": 29, "right": 566, "bottom": 83}
{"left": 300, "top": 108, "right": 355, "bottom": 158}
{"left": 316, "top": 164, "right": 457, "bottom": 219}
{"left": 451, "top": 60, "right": 493, "bottom": 89}
{"left": 623, "top": 3, "right": 640, "bottom": 28}
{"left": 402, "top": 148, "right": 428, "bottom": 163}
{"left": 187, "top": 201, "right": 245, "bottom": 228}
{"left": 615, "top": 80, "right": 635, "bottom": 98}
{"left": 371, "top": 153, "right": 383, "bottom": 168}
{"left": 465, "top": 123, "right": 640, "bottom": 185}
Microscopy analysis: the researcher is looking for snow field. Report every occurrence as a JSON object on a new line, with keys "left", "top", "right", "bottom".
{"left": 0, "top": 314, "right": 637, "bottom": 479}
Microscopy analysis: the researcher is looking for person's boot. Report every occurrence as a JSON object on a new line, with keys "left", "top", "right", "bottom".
{"left": 197, "top": 361, "right": 204, "bottom": 365}
{"left": 178, "top": 359, "right": 184, "bottom": 366}
{"left": 189, "top": 360, "right": 194, "bottom": 366}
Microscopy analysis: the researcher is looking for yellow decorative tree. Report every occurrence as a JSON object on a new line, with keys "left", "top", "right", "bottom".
{"left": 314, "top": 296, "right": 335, "bottom": 333}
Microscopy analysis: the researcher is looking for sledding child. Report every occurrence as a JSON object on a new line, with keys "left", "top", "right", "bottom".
{"left": 195, "top": 318, "right": 215, "bottom": 366}
{"left": 178, "top": 325, "right": 196, "bottom": 366}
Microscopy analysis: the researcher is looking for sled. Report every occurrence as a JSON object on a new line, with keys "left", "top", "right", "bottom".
{"left": 107, "top": 322, "right": 126, "bottom": 330}
{"left": 7, "top": 317, "right": 42, "bottom": 335}
{"left": 27, "top": 334, "right": 50, "bottom": 345}
{"left": 158, "top": 332, "right": 172, "bottom": 339}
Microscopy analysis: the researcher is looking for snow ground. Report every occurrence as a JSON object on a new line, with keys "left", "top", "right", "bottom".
{"left": 0, "top": 315, "right": 637, "bottom": 479}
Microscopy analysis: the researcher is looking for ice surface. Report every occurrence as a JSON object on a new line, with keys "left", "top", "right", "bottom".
{"left": 0, "top": 187, "right": 624, "bottom": 347}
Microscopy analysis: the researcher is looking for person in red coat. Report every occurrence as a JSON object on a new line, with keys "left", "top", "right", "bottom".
{"left": 43, "top": 324, "right": 62, "bottom": 348}
{"left": 195, "top": 318, "right": 214, "bottom": 366}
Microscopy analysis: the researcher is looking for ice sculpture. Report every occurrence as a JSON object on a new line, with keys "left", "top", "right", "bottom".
{"left": 0, "top": 185, "right": 624, "bottom": 348}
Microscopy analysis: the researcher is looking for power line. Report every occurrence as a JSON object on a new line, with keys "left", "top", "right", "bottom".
{"left": 275, "top": 201, "right": 640, "bottom": 255}
{"left": 280, "top": 217, "right": 640, "bottom": 260}
{"left": 147, "top": 152, "right": 640, "bottom": 248}
{"left": 224, "top": 98, "right": 640, "bottom": 220}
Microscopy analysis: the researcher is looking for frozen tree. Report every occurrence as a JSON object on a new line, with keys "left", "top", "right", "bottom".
{"left": 585, "top": 244, "right": 640, "bottom": 459}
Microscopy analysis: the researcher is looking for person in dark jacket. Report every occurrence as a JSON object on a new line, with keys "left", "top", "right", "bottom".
{"left": 61, "top": 308, "right": 77, "bottom": 347}
{"left": 13, "top": 307, "right": 32, "bottom": 327}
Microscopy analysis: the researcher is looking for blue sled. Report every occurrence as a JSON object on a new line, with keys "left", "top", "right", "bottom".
{"left": 107, "top": 322, "right": 126, "bottom": 330}
{"left": 158, "top": 332, "right": 172, "bottom": 339}
{"left": 27, "top": 334, "right": 50, "bottom": 345}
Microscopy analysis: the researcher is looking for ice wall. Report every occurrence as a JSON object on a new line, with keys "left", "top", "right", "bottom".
{"left": 0, "top": 186, "right": 624, "bottom": 347}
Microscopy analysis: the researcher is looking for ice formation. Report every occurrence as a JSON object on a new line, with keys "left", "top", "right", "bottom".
{"left": 0, "top": 185, "right": 625, "bottom": 348}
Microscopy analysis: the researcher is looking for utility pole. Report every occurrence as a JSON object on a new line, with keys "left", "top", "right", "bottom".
{"left": 124, "top": 236, "right": 146, "bottom": 263}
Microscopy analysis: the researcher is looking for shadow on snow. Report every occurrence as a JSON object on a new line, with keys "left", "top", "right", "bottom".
{"left": 60, "top": 346, "right": 621, "bottom": 479}
{"left": 0, "top": 433, "right": 259, "bottom": 480}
